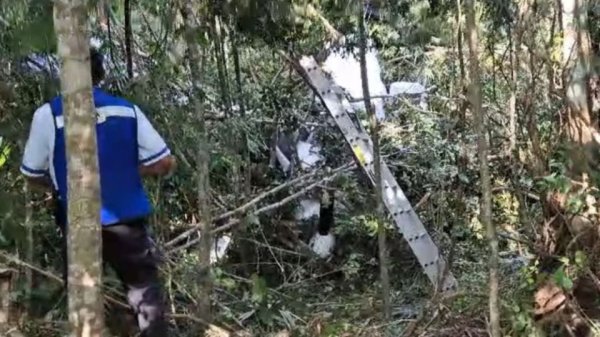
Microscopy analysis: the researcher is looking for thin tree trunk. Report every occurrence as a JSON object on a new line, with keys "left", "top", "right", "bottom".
{"left": 24, "top": 183, "right": 32, "bottom": 314}
{"left": 358, "top": 3, "right": 391, "bottom": 320}
{"left": 456, "top": 0, "right": 466, "bottom": 87}
{"left": 53, "top": 0, "right": 105, "bottom": 336}
{"left": 231, "top": 28, "right": 252, "bottom": 199}
{"left": 217, "top": 16, "right": 231, "bottom": 111}
{"left": 181, "top": 2, "right": 213, "bottom": 325}
{"left": 214, "top": 15, "right": 232, "bottom": 116}
{"left": 0, "top": 269, "right": 12, "bottom": 327}
{"left": 507, "top": 23, "right": 518, "bottom": 156}
{"left": 105, "top": 1, "right": 116, "bottom": 66}
{"left": 231, "top": 33, "right": 244, "bottom": 118}
{"left": 465, "top": 0, "right": 500, "bottom": 335}
{"left": 0, "top": 268, "right": 23, "bottom": 337}
{"left": 212, "top": 14, "right": 240, "bottom": 200}
{"left": 548, "top": 3, "right": 558, "bottom": 101}
{"left": 455, "top": 0, "right": 467, "bottom": 125}
{"left": 124, "top": 0, "right": 133, "bottom": 79}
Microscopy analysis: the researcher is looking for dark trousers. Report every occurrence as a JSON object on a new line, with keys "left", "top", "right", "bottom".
{"left": 58, "top": 216, "right": 169, "bottom": 337}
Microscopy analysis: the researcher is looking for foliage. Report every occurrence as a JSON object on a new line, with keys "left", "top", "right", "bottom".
{"left": 2, "top": 0, "right": 600, "bottom": 336}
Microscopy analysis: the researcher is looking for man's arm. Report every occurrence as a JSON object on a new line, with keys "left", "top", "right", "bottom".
{"left": 20, "top": 104, "right": 52, "bottom": 190}
{"left": 135, "top": 105, "right": 176, "bottom": 178}
{"left": 139, "top": 155, "right": 177, "bottom": 177}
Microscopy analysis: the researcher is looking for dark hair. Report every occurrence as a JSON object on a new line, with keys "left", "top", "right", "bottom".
{"left": 90, "top": 47, "right": 105, "bottom": 85}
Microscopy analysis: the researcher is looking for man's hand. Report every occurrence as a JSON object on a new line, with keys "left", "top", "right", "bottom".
{"left": 139, "top": 155, "right": 177, "bottom": 178}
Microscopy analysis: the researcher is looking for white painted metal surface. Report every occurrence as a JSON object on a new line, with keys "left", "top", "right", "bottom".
{"left": 297, "top": 56, "right": 458, "bottom": 294}
{"left": 323, "top": 39, "right": 387, "bottom": 121}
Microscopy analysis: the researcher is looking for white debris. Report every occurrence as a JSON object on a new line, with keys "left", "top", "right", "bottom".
{"left": 21, "top": 37, "right": 138, "bottom": 84}
{"left": 296, "top": 130, "right": 324, "bottom": 170}
{"left": 296, "top": 139, "right": 324, "bottom": 170}
{"left": 388, "top": 81, "right": 430, "bottom": 111}
{"left": 309, "top": 232, "right": 335, "bottom": 259}
{"left": 23, "top": 54, "right": 59, "bottom": 76}
{"left": 210, "top": 234, "right": 232, "bottom": 264}
{"left": 388, "top": 81, "right": 427, "bottom": 96}
{"left": 90, "top": 36, "right": 103, "bottom": 49}
{"left": 275, "top": 145, "right": 292, "bottom": 174}
{"left": 323, "top": 38, "right": 387, "bottom": 121}
{"left": 294, "top": 198, "right": 321, "bottom": 221}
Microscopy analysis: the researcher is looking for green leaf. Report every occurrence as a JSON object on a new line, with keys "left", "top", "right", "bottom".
{"left": 0, "top": 143, "right": 11, "bottom": 169}
{"left": 553, "top": 267, "right": 573, "bottom": 290}
{"left": 566, "top": 196, "right": 584, "bottom": 214}
{"left": 250, "top": 273, "right": 268, "bottom": 304}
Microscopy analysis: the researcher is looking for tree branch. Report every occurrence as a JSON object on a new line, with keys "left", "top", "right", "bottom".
{"left": 165, "top": 162, "right": 353, "bottom": 248}
{"left": 166, "top": 162, "right": 355, "bottom": 254}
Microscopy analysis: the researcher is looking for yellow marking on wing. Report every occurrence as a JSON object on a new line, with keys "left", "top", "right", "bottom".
{"left": 353, "top": 145, "right": 366, "bottom": 166}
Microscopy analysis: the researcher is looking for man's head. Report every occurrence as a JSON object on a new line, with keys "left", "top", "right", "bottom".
{"left": 90, "top": 47, "right": 105, "bottom": 86}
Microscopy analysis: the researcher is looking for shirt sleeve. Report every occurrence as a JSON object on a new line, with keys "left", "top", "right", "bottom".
{"left": 135, "top": 105, "right": 171, "bottom": 166}
{"left": 20, "top": 104, "right": 52, "bottom": 177}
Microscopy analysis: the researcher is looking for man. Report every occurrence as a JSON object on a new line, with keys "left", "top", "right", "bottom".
{"left": 20, "top": 48, "right": 175, "bottom": 337}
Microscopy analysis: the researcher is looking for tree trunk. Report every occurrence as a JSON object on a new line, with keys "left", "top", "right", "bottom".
{"left": 124, "top": 0, "right": 133, "bottom": 79}
{"left": 561, "top": 0, "right": 597, "bottom": 177}
{"left": 214, "top": 14, "right": 232, "bottom": 116}
{"left": 548, "top": 3, "right": 558, "bottom": 102}
{"left": 181, "top": 2, "right": 213, "bottom": 325}
{"left": 455, "top": 0, "right": 467, "bottom": 125}
{"left": 231, "top": 29, "right": 252, "bottom": 199}
{"left": 358, "top": 3, "right": 391, "bottom": 320}
{"left": 0, "top": 269, "right": 13, "bottom": 327}
{"left": 53, "top": 0, "right": 105, "bottom": 336}
{"left": 455, "top": 0, "right": 466, "bottom": 89}
{"left": 23, "top": 183, "right": 32, "bottom": 315}
{"left": 507, "top": 23, "right": 518, "bottom": 156}
{"left": 465, "top": 0, "right": 500, "bottom": 335}
{"left": 531, "top": 2, "right": 600, "bottom": 333}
